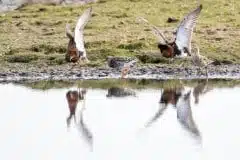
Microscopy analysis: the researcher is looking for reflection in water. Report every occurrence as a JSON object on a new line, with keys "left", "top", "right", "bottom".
{"left": 66, "top": 88, "right": 87, "bottom": 127}
{"left": 159, "top": 87, "right": 184, "bottom": 106}
{"left": 193, "top": 79, "right": 212, "bottom": 104}
{"left": 145, "top": 103, "right": 167, "bottom": 127}
{"left": 106, "top": 87, "right": 136, "bottom": 98}
{"left": 176, "top": 90, "right": 201, "bottom": 138}
{"left": 66, "top": 88, "right": 93, "bottom": 149}
{"left": 146, "top": 86, "right": 184, "bottom": 127}
{"left": 145, "top": 81, "right": 201, "bottom": 141}
{"left": 1, "top": 80, "right": 240, "bottom": 160}
{"left": 76, "top": 95, "right": 93, "bottom": 149}
{"left": 66, "top": 90, "right": 79, "bottom": 127}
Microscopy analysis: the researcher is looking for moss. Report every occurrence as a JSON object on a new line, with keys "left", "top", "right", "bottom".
{"left": 117, "top": 42, "right": 147, "bottom": 50}
{"left": 30, "top": 44, "right": 66, "bottom": 54}
{"left": 136, "top": 52, "right": 170, "bottom": 64}
{"left": 6, "top": 54, "right": 39, "bottom": 63}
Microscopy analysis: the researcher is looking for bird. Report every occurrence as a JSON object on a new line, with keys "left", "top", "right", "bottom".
{"left": 191, "top": 43, "right": 213, "bottom": 78}
{"left": 65, "top": 7, "right": 92, "bottom": 67}
{"left": 107, "top": 56, "right": 137, "bottom": 78}
{"left": 139, "top": 4, "right": 203, "bottom": 58}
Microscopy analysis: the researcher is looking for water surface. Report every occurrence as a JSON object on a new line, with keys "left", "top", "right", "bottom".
{"left": 0, "top": 79, "right": 240, "bottom": 160}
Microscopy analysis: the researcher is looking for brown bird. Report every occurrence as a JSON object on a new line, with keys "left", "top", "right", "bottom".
{"left": 139, "top": 4, "right": 203, "bottom": 58}
{"left": 65, "top": 7, "right": 92, "bottom": 65}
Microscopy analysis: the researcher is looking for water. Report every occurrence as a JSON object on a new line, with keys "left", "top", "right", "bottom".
{"left": 0, "top": 79, "right": 240, "bottom": 160}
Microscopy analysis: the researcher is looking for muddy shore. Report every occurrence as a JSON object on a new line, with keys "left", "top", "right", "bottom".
{"left": 0, "top": 64, "right": 239, "bottom": 83}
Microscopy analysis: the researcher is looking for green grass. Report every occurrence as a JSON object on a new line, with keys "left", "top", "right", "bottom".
{"left": 0, "top": 0, "right": 240, "bottom": 68}
{"left": 22, "top": 79, "right": 240, "bottom": 90}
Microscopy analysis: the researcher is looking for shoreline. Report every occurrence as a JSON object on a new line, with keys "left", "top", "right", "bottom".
{"left": 0, "top": 64, "right": 239, "bottom": 83}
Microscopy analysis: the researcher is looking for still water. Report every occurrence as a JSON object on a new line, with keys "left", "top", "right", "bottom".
{"left": 0, "top": 79, "right": 240, "bottom": 160}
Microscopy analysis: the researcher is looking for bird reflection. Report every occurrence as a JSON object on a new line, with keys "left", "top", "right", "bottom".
{"left": 176, "top": 90, "right": 201, "bottom": 138}
{"left": 193, "top": 79, "right": 212, "bottom": 104}
{"left": 145, "top": 83, "right": 202, "bottom": 141}
{"left": 66, "top": 88, "right": 87, "bottom": 128}
{"left": 159, "top": 87, "right": 184, "bottom": 107}
{"left": 145, "top": 86, "right": 184, "bottom": 127}
{"left": 106, "top": 87, "right": 136, "bottom": 98}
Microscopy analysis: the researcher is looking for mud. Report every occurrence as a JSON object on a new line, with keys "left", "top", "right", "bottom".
{"left": 0, "top": 64, "right": 239, "bottom": 83}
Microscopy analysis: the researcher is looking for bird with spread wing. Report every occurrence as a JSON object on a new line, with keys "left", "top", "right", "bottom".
{"left": 65, "top": 7, "right": 92, "bottom": 66}
{"left": 139, "top": 4, "right": 203, "bottom": 59}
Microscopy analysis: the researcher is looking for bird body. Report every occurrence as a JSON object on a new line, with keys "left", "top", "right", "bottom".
{"left": 140, "top": 4, "right": 203, "bottom": 58}
{"left": 107, "top": 56, "right": 137, "bottom": 78}
{"left": 65, "top": 7, "right": 92, "bottom": 64}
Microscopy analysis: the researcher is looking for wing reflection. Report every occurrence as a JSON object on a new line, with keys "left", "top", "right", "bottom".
{"left": 145, "top": 86, "right": 184, "bottom": 127}
{"left": 145, "top": 103, "right": 167, "bottom": 127}
{"left": 144, "top": 82, "right": 202, "bottom": 141}
{"left": 66, "top": 88, "right": 93, "bottom": 148}
{"left": 176, "top": 90, "right": 201, "bottom": 138}
{"left": 106, "top": 87, "right": 136, "bottom": 98}
{"left": 76, "top": 102, "right": 93, "bottom": 149}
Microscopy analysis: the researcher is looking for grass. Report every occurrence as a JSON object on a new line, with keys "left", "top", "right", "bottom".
{"left": 22, "top": 79, "right": 240, "bottom": 90}
{"left": 0, "top": 0, "right": 240, "bottom": 69}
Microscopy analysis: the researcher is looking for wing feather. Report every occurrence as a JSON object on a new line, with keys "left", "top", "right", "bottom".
{"left": 74, "top": 7, "right": 92, "bottom": 55}
{"left": 66, "top": 23, "right": 73, "bottom": 39}
{"left": 138, "top": 17, "right": 168, "bottom": 44}
{"left": 175, "top": 5, "right": 202, "bottom": 52}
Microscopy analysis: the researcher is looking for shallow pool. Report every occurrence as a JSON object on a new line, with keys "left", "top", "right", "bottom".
{"left": 0, "top": 79, "right": 240, "bottom": 160}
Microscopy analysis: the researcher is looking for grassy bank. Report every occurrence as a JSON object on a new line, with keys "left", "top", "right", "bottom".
{"left": 0, "top": 0, "right": 240, "bottom": 69}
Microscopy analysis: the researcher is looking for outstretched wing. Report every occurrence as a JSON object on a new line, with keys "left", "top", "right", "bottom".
{"left": 175, "top": 5, "right": 202, "bottom": 52}
{"left": 138, "top": 17, "right": 168, "bottom": 44}
{"left": 66, "top": 23, "right": 73, "bottom": 39}
{"left": 74, "top": 7, "right": 92, "bottom": 54}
